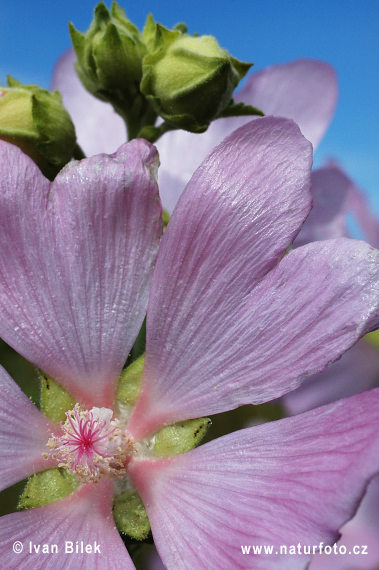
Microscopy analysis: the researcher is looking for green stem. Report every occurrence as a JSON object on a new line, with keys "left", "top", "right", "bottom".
{"left": 137, "top": 121, "right": 178, "bottom": 144}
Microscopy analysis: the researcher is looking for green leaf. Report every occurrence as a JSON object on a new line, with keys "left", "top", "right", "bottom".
{"left": 18, "top": 469, "right": 80, "bottom": 509}
{"left": 40, "top": 372, "right": 75, "bottom": 423}
{"left": 154, "top": 417, "right": 211, "bottom": 457}
{"left": 113, "top": 490, "right": 150, "bottom": 540}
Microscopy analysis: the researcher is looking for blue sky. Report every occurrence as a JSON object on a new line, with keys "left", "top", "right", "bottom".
{"left": 1, "top": 1, "right": 378, "bottom": 213}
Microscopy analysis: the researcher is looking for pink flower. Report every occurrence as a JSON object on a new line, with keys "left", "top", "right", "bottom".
{"left": 52, "top": 50, "right": 337, "bottom": 212}
{"left": 1, "top": 117, "right": 379, "bottom": 569}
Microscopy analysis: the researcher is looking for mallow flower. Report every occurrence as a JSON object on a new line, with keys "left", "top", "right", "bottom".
{"left": 1, "top": 118, "right": 379, "bottom": 569}
{"left": 52, "top": 50, "right": 337, "bottom": 211}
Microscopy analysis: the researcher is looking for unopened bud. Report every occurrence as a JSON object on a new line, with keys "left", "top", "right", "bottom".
{"left": 141, "top": 25, "right": 252, "bottom": 133}
{"left": 0, "top": 78, "right": 76, "bottom": 179}
{"left": 70, "top": 2, "right": 147, "bottom": 105}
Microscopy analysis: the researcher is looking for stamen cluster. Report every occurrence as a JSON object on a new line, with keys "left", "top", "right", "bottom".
{"left": 45, "top": 404, "right": 134, "bottom": 483}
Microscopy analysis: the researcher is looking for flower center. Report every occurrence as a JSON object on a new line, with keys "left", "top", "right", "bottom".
{"left": 45, "top": 403, "right": 135, "bottom": 483}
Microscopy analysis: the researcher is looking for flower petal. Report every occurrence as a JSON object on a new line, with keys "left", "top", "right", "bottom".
{"left": 0, "top": 366, "right": 56, "bottom": 491}
{"left": 129, "top": 237, "right": 379, "bottom": 439}
{"left": 294, "top": 165, "right": 352, "bottom": 246}
{"left": 0, "top": 140, "right": 161, "bottom": 407}
{"left": 129, "top": 389, "right": 379, "bottom": 570}
{"left": 51, "top": 49, "right": 126, "bottom": 156}
{"left": 156, "top": 59, "right": 336, "bottom": 212}
{"left": 0, "top": 480, "right": 133, "bottom": 569}
{"left": 310, "top": 476, "right": 379, "bottom": 569}
{"left": 127, "top": 116, "right": 314, "bottom": 437}
{"left": 235, "top": 59, "right": 337, "bottom": 150}
{"left": 347, "top": 176, "right": 379, "bottom": 249}
{"left": 295, "top": 164, "right": 379, "bottom": 249}
{"left": 284, "top": 339, "right": 379, "bottom": 415}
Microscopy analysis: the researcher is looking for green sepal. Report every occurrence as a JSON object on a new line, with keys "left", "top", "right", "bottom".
{"left": 142, "top": 13, "right": 157, "bottom": 51}
{"left": 364, "top": 330, "right": 379, "bottom": 351}
{"left": 162, "top": 208, "right": 170, "bottom": 231}
{"left": 137, "top": 121, "right": 177, "bottom": 144}
{"left": 152, "top": 23, "right": 180, "bottom": 51}
{"left": 0, "top": 78, "right": 76, "bottom": 179}
{"left": 229, "top": 56, "right": 253, "bottom": 79}
{"left": 18, "top": 469, "right": 80, "bottom": 510}
{"left": 141, "top": 26, "right": 252, "bottom": 133}
{"left": 154, "top": 417, "right": 211, "bottom": 457}
{"left": 32, "top": 90, "right": 76, "bottom": 168}
{"left": 94, "top": 22, "right": 129, "bottom": 89}
{"left": 68, "top": 23, "right": 87, "bottom": 73}
{"left": 113, "top": 490, "right": 150, "bottom": 540}
{"left": 110, "top": 1, "right": 127, "bottom": 21}
{"left": 173, "top": 23, "right": 188, "bottom": 34}
{"left": 40, "top": 371, "right": 75, "bottom": 423}
{"left": 6, "top": 76, "right": 22, "bottom": 88}
{"left": 70, "top": 1, "right": 147, "bottom": 132}
{"left": 116, "top": 353, "right": 145, "bottom": 410}
{"left": 110, "top": 2, "right": 141, "bottom": 37}
{"left": 95, "top": 22, "right": 145, "bottom": 91}
{"left": 73, "top": 61, "right": 103, "bottom": 101}
{"left": 94, "top": 1, "right": 111, "bottom": 25}
{"left": 203, "top": 402, "right": 286, "bottom": 444}
{"left": 219, "top": 100, "right": 264, "bottom": 119}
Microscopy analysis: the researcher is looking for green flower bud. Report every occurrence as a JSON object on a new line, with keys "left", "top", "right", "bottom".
{"left": 70, "top": 2, "right": 147, "bottom": 106}
{"left": 0, "top": 78, "right": 76, "bottom": 180}
{"left": 141, "top": 25, "right": 252, "bottom": 133}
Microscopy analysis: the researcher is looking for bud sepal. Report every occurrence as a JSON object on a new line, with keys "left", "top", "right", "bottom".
{"left": 140, "top": 25, "right": 253, "bottom": 133}
{"left": 0, "top": 78, "right": 76, "bottom": 179}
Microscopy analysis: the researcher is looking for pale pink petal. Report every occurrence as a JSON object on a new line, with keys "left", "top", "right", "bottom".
{"left": 0, "top": 140, "right": 161, "bottom": 407}
{"left": 51, "top": 49, "right": 126, "bottom": 156}
{"left": 294, "top": 165, "right": 352, "bottom": 246}
{"left": 235, "top": 59, "right": 337, "bottom": 150}
{"left": 284, "top": 339, "right": 379, "bottom": 415}
{"left": 0, "top": 480, "right": 133, "bottom": 569}
{"left": 347, "top": 179, "right": 379, "bottom": 249}
{"left": 156, "top": 59, "right": 336, "bottom": 212}
{"left": 127, "top": 154, "right": 379, "bottom": 438}
{"left": 310, "top": 477, "right": 379, "bottom": 569}
{"left": 127, "top": 116, "right": 314, "bottom": 437}
{"left": 295, "top": 164, "right": 379, "bottom": 249}
{"left": 129, "top": 390, "right": 379, "bottom": 570}
{"left": 0, "top": 366, "right": 56, "bottom": 491}
{"left": 155, "top": 122, "right": 227, "bottom": 213}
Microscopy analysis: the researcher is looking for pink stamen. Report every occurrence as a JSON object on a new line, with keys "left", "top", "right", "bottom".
{"left": 45, "top": 404, "right": 135, "bottom": 483}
